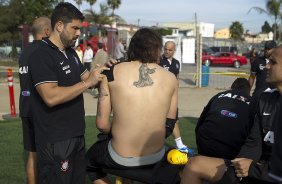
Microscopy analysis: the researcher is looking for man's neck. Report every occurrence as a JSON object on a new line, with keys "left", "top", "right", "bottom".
{"left": 277, "top": 85, "right": 282, "bottom": 95}
{"left": 49, "top": 34, "right": 65, "bottom": 51}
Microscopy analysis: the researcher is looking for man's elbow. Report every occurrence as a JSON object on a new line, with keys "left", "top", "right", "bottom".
{"left": 96, "top": 119, "right": 110, "bottom": 133}
{"left": 41, "top": 96, "right": 59, "bottom": 108}
{"left": 43, "top": 98, "right": 57, "bottom": 108}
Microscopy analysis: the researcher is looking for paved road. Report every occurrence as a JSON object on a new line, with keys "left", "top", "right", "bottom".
{"left": 0, "top": 82, "right": 223, "bottom": 120}
{"left": 1, "top": 63, "right": 251, "bottom": 120}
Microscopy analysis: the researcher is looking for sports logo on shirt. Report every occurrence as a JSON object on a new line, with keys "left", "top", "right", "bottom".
{"left": 21, "top": 91, "right": 30, "bottom": 96}
{"left": 19, "top": 66, "right": 28, "bottom": 74}
{"left": 263, "top": 112, "right": 271, "bottom": 116}
{"left": 60, "top": 160, "right": 69, "bottom": 172}
{"left": 176, "top": 63, "right": 179, "bottom": 69}
{"left": 220, "top": 110, "right": 237, "bottom": 118}
{"left": 259, "top": 64, "right": 265, "bottom": 70}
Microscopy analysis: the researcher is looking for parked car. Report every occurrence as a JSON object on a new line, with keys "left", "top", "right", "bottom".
{"left": 202, "top": 52, "right": 247, "bottom": 68}
{"left": 210, "top": 46, "right": 238, "bottom": 54}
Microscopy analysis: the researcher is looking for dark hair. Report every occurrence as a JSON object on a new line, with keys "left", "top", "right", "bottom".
{"left": 231, "top": 78, "right": 250, "bottom": 94}
{"left": 264, "top": 40, "right": 277, "bottom": 50}
{"left": 127, "top": 28, "right": 162, "bottom": 63}
{"left": 51, "top": 2, "right": 84, "bottom": 30}
{"left": 97, "top": 42, "right": 103, "bottom": 49}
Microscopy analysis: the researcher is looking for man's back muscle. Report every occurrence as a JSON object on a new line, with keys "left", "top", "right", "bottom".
{"left": 109, "top": 61, "right": 178, "bottom": 157}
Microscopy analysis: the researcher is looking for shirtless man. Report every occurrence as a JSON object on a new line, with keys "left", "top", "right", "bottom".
{"left": 86, "top": 28, "right": 180, "bottom": 184}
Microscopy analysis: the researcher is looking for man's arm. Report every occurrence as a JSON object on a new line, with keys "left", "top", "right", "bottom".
{"left": 167, "top": 83, "right": 178, "bottom": 119}
{"left": 231, "top": 113, "right": 263, "bottom": 178}
{"left": 95, "top": 76, "right": 112, "bottom": 134}
{"left": 36, "top": 66, "right": 107, "bottom": 107}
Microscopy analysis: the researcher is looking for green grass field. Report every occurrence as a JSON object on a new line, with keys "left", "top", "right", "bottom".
{"left": 0, "top": 116, "right": 197, "bottom": 183}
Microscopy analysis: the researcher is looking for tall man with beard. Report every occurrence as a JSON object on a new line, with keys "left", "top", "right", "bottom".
{"left": 28, "top": 2, "right": 108, "bottom": 184}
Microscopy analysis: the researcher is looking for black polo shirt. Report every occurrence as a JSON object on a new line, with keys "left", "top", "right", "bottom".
{"left": 250, "top": 56, "right": 271, "bottom": 94}
{"left": 196, "top": 89, "right": 252, "bottom": 159}
{"left": 29, "top": 38, "right": 87, "bottom": 144}
{"left": 19, "top": 40, "right": 41, "bottom": 117}
{"left": 159, "top": 56, "right": 180, "bottom": 78}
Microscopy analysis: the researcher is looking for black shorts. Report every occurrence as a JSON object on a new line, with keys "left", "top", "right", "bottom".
{"left": 215, "top": 160, "right": 278, "bottom": 184}
{"left": 213, "top": 159, "right": 241, "bottom": 184}
{"left": 36, "top": 136, "right": 86, "bottom": 184}
{"left": 86, "top": 135, "right": 181, "bottom": 184}
{"left": 22, "top": 117, "right": 36, "bottom": 152}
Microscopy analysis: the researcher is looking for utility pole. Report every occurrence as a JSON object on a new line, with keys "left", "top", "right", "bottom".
{"left": 195, "top": 13, "right": 202, "bottom": 88}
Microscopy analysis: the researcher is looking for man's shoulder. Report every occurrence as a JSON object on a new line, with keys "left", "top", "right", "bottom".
{"left": 252, "top": 56, "right": 265, "bottom": 65}
{"left": 172, "top": 57, "right": 180, "bottom": 64}
{"left": 259, "top": 89, "right": 279, "bottom": 101}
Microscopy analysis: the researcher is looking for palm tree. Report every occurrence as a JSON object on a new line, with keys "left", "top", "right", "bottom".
{"left": 229, "top": 21, "right": 244, "bottom": 41}
{"left": 74, "top": 0, "right": 83, "bottom": 10}
{"left": 84, "top": 3, "right": 112, "bottom": 25}
{"left": 248, "top": 0, "right": 282, "bottom": 41}
{"left": 107, "top": 0, "right": 121, "bottom": 15}
{"left": 86, "top": 0, "right": 97, "bottom": 11}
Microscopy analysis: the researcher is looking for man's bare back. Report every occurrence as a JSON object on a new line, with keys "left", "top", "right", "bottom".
{"left": 87, "top": 28, "right": 181, "bottom": 184}
{"left": 97, "top": 61, "right": 178, "bottom": 157}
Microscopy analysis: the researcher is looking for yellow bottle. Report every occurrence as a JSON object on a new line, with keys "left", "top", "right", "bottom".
{"left": 167, "top": 149, "right": 189, "bottom": 165}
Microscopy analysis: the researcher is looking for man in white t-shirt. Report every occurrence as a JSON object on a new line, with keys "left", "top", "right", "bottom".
{"left": 83, "top": 43, "right": 93, "bottom": 71}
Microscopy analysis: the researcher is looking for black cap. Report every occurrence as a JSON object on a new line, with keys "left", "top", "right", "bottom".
{"left": 264, "top": 40, "right": 277, "bottom": 49}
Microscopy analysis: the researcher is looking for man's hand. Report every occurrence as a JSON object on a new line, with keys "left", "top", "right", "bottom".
{"left": 85, "top": 65, "right": 109, "bottom": 87}
{"left": 104, "top": 58, "right": 118, "bottom": 67}
{"left": 231, "top": 158, "right": 253, "bottom": 177}
{"left": 177, "top": 145, "right": 195, "bottom": 156}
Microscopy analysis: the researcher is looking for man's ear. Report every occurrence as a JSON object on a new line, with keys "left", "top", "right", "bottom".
{"left": 45, "top": 28, "right": 51, "bottom": 37}
{"left": 55, "top": 21, "right": 64, "bottom": 33}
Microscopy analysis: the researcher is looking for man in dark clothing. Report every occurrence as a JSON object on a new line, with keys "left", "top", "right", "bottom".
{"left": 19, "top": 16, "right": 51, "bottom": 184}
{"left": 196, "top": 78, "right": 252, "bottom": 160}
{"left": 180, "top": 46, "right": 282, "bottom": 184}
{"left": 269, "top": 98, "right": 282, "bottom": 183}
{"left": 28, "top": 2, "right": 107, "bottom": 184}
{"left": 248, "top": 40, "right": 276, "bottom": 98}
{"left": 159, "top": 41, "right": 191, "bottom": 154}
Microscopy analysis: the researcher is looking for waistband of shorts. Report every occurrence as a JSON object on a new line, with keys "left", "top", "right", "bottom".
{"left": 108, "top": 140, "right": 165, "bottom": 167}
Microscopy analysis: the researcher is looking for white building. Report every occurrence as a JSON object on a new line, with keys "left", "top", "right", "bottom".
{"left": 161, "top": 22, "right": 214, "bottom": 37}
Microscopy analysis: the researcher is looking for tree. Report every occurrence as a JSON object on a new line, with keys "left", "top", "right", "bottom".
{"left": 229, "top": 21, "right": 244, "bottom": 41}
{"left": 86, "top": 0, "right": 97, "bottom": 11}
{"left": 262, "top": 21, "right": 272, "bottom": 33}
{"left": 0, "top": 0, "right": 58, "bottom": 57}
{"left": 84, "top": 3, "right": 112, "bottom": 25}
{"left": 248, "top": 0, "right": 282, "bottom": 41}
{"left": 107, "top": 0, "right": 121, "bottom": 15}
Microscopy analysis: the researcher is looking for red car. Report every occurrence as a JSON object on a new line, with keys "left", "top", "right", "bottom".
{"left": 202, "top": 52, "right": 247, "bottom": 68}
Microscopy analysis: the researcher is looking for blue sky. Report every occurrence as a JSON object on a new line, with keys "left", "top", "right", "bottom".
{"left": 66, "top": 0, "right": 272, "bottom": 34}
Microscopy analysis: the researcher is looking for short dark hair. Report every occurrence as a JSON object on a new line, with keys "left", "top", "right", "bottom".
{"left": 231, "top": 78, "right": 250, "bottom": 94}
{"left": 264, "top": 40, "right": 277, "bottom": 50}
{"left": 127, "top": 28, "right": 162, "bottom": 63}
{"left": 97, "top": 42, "right": 103, "bottom": 49}
{"left": 51, "top": 2, "right": 84, "bottom": 30}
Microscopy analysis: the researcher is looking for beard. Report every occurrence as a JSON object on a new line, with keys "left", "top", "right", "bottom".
{"left": 60, "top": 31, "right": 77, "bottom": 49}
